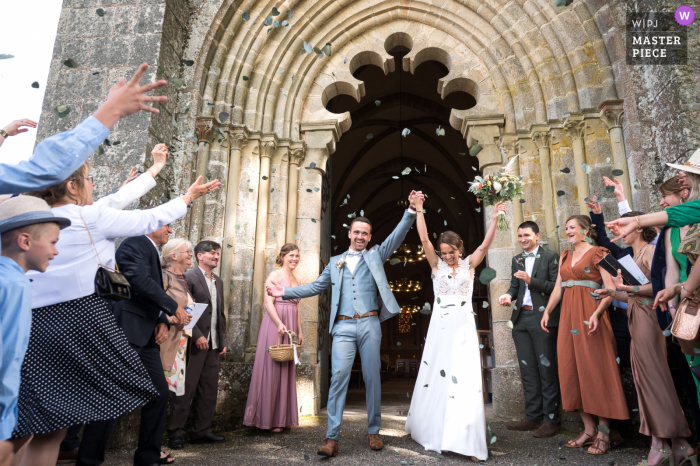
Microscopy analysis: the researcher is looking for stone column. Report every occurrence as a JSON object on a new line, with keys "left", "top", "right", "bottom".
{"left": 297, "top": 122, "right": 339, "bottom": 416}
{"left": 220, "top": 126, "right": 249, "bottom": 316}
{"left": 249, "top": 134, "right": 278, "bottom": 346}
{"left": 286, "top": 146, "right": 305, "bottom": 243}
{"left": 190, "top": 116, "right": 215, "bottom": 243}
{"left": 501, "top": 133, "right": 524, "bottom": 249}
{"left": 564, "top": 116, "right": 590, "bottom": 215}
{"left": 599, "top": 100, "right": 632, "bottom": 205}
{"left": 530, "top": 126, "right": 557, "bottom": 246}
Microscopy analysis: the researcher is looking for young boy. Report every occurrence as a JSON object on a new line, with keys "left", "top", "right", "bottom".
{"left": 0, "top": 196, "right": 69, "bottom": 457}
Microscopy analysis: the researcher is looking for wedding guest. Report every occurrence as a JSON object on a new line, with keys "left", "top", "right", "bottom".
{"left": 0, "top": 119, "right": 37, "bottom": 149}
{"left": 0, "top": 197, "right": 69, "bottom": 466}
{"left": 650, "top": 175, "right": 700, "bottom": 444}
{"left": 161, "top": 238, "right": 195, "bottom": 396}
{"left": 587, "top": 198, "right": 632, "bottom": 369}
{"left": 12, "top": 162, "right": 217, "bottom": 465}
{"left": 244, "top": 243, "right": 303, "bottom": 432}
{"left": 56, "top": 145, "right": 171, "bottom": 464}
{"left": 168, "top": 241, "right": 227, "bottom": 448}
{"left": 0, "top": 64, "right": 166, "bottom": 197}
{"left": 75, "top": 223, "right": 189, "bottom": 466}
{"left": 498, "top": 221, "right": 561, "bottom": 438}
{"left": 541, "top": 215, "right": 628, "bottom": 455}
{"left": 595, "top": 214, "right": 694, "bottom": 466}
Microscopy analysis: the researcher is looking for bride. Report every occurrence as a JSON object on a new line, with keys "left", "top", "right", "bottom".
{"left": 405, "top": 192, "right": 506, "bottom": 462}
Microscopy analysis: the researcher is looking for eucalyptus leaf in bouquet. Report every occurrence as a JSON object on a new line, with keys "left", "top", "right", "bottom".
{"left": 468, "top": 155, "right": 523, "bottom": 230}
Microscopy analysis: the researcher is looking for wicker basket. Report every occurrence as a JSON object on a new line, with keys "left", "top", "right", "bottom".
{"left": 268, "top": 331, "right": 301, "bottom": 362}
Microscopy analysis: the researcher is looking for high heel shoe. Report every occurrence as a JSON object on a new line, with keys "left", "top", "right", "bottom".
{"left": 673, "top": 445, "right": 698, "bottom": 466}
{"left": 641, "top": 447, "right": 675, "bottom": 466}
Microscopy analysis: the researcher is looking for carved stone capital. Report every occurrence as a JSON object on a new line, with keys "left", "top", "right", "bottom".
{"left": 288, "top": 148, "right": 305, "bottom": 166}
{"left": 530, "top": 130, "right": 551, "bottom": 149}
{"left": 563, "top": 116, "right": 586, "bottom": 141}
{"left": 259, "top": 133, "right": 278, "bottom": 159}
{"left": 500, "top": 133, "right": 519, "bottom": 157}
{"left": 195, "top": 117, "right": 215, "bottom": 142}
{"left": 598, "top": 99, "right": 625, "bottom": 130}
{"left": 229, "top": 125, "right": 250, "bottom": 151}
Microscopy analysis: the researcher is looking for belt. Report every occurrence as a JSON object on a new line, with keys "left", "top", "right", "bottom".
{"left": 561, "top": 280, "right": 601, "bottom": 289}
{"left": 336, "top": 311, "right": 378, "bottom": 321}
{"left": 520, "top": 305, "right": 533, "bottom": 311}
{"left": 612, "top": 306, "right": 628, "bottom": 317}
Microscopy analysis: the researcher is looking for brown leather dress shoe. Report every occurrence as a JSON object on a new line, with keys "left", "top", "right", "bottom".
{"left": 317, "top": 438, "right": 338, "bottom": 457}
{"left": 532, "top": 421, "right": 560, "bottom": 438}
{"left": 368, "top": 434, "right": 384, "bottom": 450}
{"left": 505, "top": 418, "right": 540, "bottom": 431}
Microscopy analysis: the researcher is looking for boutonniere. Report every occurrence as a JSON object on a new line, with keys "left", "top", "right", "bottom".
{"left": 335, "top": 259, "right": 347, "bottom": 275}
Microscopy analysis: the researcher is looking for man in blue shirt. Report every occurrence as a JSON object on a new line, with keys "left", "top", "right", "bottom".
{"left": 0, "top": 63, "right": 167, "bottom": 196}
{"left": 0, "top": 196, "right": 70, "bottom": 464}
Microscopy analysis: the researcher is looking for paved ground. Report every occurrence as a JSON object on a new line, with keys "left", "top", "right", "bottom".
{"left": 102, "top": 380, "right": 649, "bottom": 465}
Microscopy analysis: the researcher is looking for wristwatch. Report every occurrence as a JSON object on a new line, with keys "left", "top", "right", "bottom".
{"left": 0, "top": 129, "right": 8, "bottom": 138}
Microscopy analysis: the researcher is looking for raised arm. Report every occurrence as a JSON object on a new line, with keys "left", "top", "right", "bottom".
{"left": 469, "top": 202, "right": 506, "bottom": 269}
{"left": 412, "top": 193, "right": 439, "bottom": 269}
{"left": 586, "top": 202, "right": 624, "bottom": 256}
{"left": 94, "top": 144, "right": 168, "bottom": 210}
{"left": 0, "top": 119, "right": 37, "bottom": 149}
{"left": 0, "top": 64, "right": 167, "bottom": 195}
{"left": 377, "top": 192, "right": 418, "bottom": 262}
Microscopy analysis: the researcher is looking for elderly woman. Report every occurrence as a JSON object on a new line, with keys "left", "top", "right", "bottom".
{"left": 161, "top": 238, "right": 195, "bottom": 396}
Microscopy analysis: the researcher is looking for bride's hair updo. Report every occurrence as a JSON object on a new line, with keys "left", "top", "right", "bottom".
{"left": 437, "top": 231, "right": 466, "bottom": 259}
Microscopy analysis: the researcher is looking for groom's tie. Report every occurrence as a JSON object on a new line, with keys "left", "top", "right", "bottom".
{"left": 347, "top": 251, "right": 362, "bottom": 257}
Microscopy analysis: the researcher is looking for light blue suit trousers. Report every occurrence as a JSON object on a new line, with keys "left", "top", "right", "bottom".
{"left": 327, "top": 316, "right": 382, "bottom": 440}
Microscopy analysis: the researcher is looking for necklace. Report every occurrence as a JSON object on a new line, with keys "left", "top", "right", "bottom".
{"left": 633, "top": 243, "right": 648, "bottom": 262}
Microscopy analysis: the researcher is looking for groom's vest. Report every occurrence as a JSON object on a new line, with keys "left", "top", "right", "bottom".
{"left": 338, "top": 257, "right": 379, "bottom": 318}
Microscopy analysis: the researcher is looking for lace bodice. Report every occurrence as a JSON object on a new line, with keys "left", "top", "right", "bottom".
{"left": 432, "top": 256, "right": 474, "bottom": 298}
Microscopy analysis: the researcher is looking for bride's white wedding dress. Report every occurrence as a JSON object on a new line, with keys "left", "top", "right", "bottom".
{"left": 405, "top": 256, "right": 488, "bottom": 460}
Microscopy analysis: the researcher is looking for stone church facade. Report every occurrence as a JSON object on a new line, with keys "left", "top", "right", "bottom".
{"left": 39, "top": 0, "right": 699, "bottom": 440}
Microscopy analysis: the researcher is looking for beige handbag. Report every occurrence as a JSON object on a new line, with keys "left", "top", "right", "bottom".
{"left": 671, "top": 291, "right": 700, "bottom": 355}
{"left": 267, "top": 330, "right": 301, "bottom": 363}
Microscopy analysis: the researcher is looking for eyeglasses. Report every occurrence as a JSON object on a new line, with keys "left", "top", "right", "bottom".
{"left": 85, "top": 175, "right": 94, "bottom": 184}
{"left": 177, "top": 250, "right": 193, "bottom": 255}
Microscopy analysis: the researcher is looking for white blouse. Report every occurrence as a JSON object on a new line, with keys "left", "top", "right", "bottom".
{"left": 28, "top": 176, "right": 187, "bottom": 309}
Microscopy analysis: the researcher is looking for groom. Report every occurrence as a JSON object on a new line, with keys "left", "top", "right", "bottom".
{"left": 268, "top": 193, "right": 420, "bottom": 457}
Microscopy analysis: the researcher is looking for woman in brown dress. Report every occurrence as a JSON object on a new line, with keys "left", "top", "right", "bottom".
{"left": 597, "top": 212, "right": 694, "bottom": 466}
{"left": 541, "top": 215, "right": 629, "bottom": 455}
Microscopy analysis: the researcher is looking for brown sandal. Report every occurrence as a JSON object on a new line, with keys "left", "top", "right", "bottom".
{"left": 565, "top": 430, "right": 598, "bottom": 448}
{"left": 587, "top": 437, "right": 611, "bottom": 455}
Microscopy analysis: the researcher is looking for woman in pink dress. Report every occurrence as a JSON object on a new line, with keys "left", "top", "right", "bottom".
{"left": 244, "top": 244, "right": 304, "bottom": 432}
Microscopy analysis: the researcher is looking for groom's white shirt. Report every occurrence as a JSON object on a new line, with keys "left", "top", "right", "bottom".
{"left": 345, "top": 249, "right": 365, "bottom": 274}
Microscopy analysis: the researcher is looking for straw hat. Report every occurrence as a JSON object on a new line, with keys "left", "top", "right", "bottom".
{"left": 667, "top": 147, "right": 700, "bottom": 176}
{"left": 0, "top": 196, "right": 70, "bottom": 234}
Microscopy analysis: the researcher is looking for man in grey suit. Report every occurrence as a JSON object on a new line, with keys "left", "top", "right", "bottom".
{"left": 268, "top": 193, "right": 420, "bottom": 457}
{"left": 498, "top": 221, "right": 561, "bottom": 438}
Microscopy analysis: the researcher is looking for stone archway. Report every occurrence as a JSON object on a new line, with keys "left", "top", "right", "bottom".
{"left": 38, "top": 0, "right": 698, "bottom": 438}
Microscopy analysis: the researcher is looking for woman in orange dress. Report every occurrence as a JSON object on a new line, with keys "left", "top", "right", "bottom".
{"left": 541, "top": 215, "right": 629, "bottom": 455}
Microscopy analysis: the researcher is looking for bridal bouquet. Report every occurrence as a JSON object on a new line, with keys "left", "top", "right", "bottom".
{"left": 468, "top": 159, "right": 523, "bottom": 231}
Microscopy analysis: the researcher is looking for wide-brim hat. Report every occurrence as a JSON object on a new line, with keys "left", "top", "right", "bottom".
{"left": 0, "top": 196, "right": 71, "bottom": 234}
{"left": 667, "top": 147, "right": 700, "bottom": 176}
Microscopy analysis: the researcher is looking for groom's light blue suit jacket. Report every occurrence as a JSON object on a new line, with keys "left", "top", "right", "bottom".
{"left": 283, "top": 210, "right": 416, "bottom": 333}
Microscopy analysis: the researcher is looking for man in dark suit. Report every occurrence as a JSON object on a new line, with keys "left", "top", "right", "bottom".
{"left": 498, "top": 221, "right": 560, "bottom": 438}
{"left": 167, "top": 240, "right": 226, "bottom": 449}
{"left": 76, "top": 224, "right": 190, "bottom": 466}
